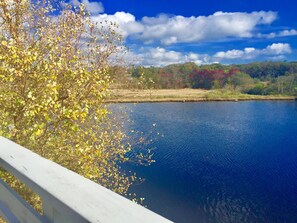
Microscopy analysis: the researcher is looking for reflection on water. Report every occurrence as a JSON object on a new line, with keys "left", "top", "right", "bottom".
{"left": 115, "top": 101, "right": 297, "bottom": 223}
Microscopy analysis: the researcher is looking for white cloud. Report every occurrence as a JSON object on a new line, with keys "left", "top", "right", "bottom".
{"left": 264, "top": 43, "right": 292, "bottom": 54}
{"left": 128, "top": 43, "right": 292, "bottom": 66}
{"left": 214, "top": 47, "right": 258, "bottom": 60}
{"left": 69, "top": 0, "right": 104, "bottom": 14}
{"left": 128, "top": 47, "right": 210, "bottom": 67}
{"left": 214, "top": 50, "right": 245, "bottom": 59}
{"left": 279, "top": 29, "right": 297, "bottom": 36}
{"left": 257, "top": 29, "right": 297, "bottom": 38}
{"left": 92, "top": 12, "right": 144, "bottom": 37}
{"left": 244, "top": 47, "right": 256, "bottom": 54}
{"left": 137, "top": 11, "right": 277, "bottom": 45}
{"left": 90, "top": 9, "right": 297, "bottom": 48}
{"left": 82, "top": 5, "right": 294, "bottom": 65}
{"left": 268, "top": 55, "right": 286, "bottom": 60}
{"left": 214, "top": 43, "right": 291, "bottom": 60}
{"left": 90, "top": 11, "right": 278, "bottom": 45}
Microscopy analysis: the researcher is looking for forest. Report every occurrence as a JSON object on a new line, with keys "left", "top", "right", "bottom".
{"left": 118, "top": 62, "right": 297, "bottom": 96}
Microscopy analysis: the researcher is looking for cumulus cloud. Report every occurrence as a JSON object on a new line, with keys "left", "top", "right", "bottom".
{"left": 264, "top": 43, "right": 292, "bottom": 54}
{"left": 279, "top": 29, "right": 297, "bottom": 36}
{"left": 257, "top": 29, "right": 297, "bottom": 38}
{"left": 128, "top": 43, "right": 292, "bottom": 66}
{"left": 92, "top": 12, "right": 144, "bottom": 37}
{"left": 80, "top": 4, "right": 293, "bottom": 65}
{"left": 90, "top": 9, "right": 297, "bottom": 47}
{"left": 128, "top": 47, "right": 210, "bottom": 67}
{"left": 69, "top": 0, "right": 104, "bottom": 14}
{"left": 214, "top": 43, "right": 291, "bottom": 60}
{"left": 136, "top": 11, "right": 277, "bottom": 45}
{"left": 92, "top": 11, "right": 278, "bottom": 45}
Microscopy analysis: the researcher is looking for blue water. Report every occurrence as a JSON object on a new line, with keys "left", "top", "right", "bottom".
{"left": 117, "top": 101, "right": 297, "bottom": 223}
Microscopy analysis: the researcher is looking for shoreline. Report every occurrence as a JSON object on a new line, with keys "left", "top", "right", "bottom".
{"left": 106, "top": 97, "right": 296, "bottom": 103}
{"left": 106, "top": 89, "right": 296, "bottom": 103}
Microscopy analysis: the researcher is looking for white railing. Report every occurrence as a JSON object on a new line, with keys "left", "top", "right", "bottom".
{"left": 0, "top": 137, "right": 172, "bottom": 223}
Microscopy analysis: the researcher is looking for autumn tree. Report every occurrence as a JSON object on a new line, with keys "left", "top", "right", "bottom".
{"left": 0, "top": 0, "right": 151, "bottom": 210}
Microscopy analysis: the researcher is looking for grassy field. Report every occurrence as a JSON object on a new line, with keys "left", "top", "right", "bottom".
{"left": 107, "top": 88, "right": 296, "bottom": 103}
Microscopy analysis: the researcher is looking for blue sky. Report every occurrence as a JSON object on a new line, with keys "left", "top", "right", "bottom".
{"left": 70, "top": 0, "right": 297, "bottom": 66}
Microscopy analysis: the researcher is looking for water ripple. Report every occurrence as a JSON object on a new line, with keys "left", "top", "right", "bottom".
{"left": 118, "top": 102, "right": 297, "bottom": 223}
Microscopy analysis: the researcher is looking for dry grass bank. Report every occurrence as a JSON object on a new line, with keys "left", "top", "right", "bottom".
{"left": 106, "top": 89, "right": 296, "bottom": 103}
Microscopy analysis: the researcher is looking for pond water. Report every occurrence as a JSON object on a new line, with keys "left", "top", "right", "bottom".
{"left": 115, "top": 101, "right": 297, "bottom": 223}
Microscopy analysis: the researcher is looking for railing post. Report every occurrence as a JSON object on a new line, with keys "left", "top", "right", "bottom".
{"left": 42, "top": 200, "right": 83, "bottom": 223}
{"left": 0, "top": 178, "right": 45, "bottom": 223}
{"left": 42, "top": 202, "right": 66, "bottom": 223}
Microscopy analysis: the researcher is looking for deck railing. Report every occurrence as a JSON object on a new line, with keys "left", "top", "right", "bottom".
{"left": 0, "top": 137, "right": 172, "bottom": 223}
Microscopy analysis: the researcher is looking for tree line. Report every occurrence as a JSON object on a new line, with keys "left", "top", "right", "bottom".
{"left": 125, "top": 62, "right": 297, "bottom": 95}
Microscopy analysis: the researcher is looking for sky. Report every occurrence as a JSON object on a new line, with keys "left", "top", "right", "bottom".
{"left": 69, "top": 0, "right": 297, "bottom": 66}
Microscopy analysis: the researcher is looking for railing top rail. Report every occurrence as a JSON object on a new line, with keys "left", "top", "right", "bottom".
{"left": 0, "top": 137, "right": 172, "bottom": 223}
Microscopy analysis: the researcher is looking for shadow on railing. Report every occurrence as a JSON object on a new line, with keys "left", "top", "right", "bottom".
{"left": 0, "top": 137, "right": 172, "bottom": 223}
